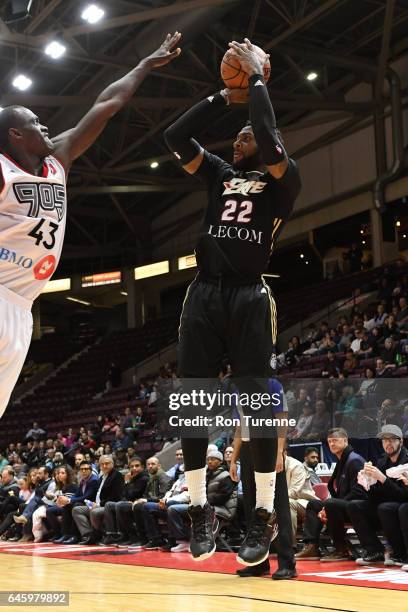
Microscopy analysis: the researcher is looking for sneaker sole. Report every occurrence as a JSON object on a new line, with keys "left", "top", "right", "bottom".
{"left": 294, "top": 556, "right": 321, "bottom": 561}
{"left": 356, "top": 559, "right": 384, "bottom": 565}
{"left": 191, "top": 542, "right": 216, "bottom": 562}
{"left": 321, "top": 557, "right": 351, "bottom": 562}
{"left": 236, "top": 548, "right": 270, "bottom": 567}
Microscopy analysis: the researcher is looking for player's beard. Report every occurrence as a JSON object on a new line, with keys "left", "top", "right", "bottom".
{"left": 232, "top": 150, "right": 263, "bottom": 172}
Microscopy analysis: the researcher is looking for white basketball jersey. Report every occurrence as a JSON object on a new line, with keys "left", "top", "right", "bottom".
{"left": 0, "top": 152, "right": 67, "bottom": 301}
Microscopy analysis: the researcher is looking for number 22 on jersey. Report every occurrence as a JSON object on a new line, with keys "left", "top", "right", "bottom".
{"left": 221, "top": 199, "right": 253, "bottom": 223}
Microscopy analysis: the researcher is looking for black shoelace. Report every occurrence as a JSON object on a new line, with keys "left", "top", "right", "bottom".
{"left": 190, "top": 507, "right": 211, "bottom": 543}
{"left": 245, "top": 515, "right": 268, "bottom": 547}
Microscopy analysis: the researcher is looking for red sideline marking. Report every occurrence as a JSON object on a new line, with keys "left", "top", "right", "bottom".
{"left": 0, "top": 544, "right": 407, "bottom": 590}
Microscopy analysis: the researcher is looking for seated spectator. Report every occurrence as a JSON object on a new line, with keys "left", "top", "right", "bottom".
{"left": 396, "top": 297, "right": 408, "bottom": 327}
{"left": 53, "top": 460, "right": 99, "bottom": 544}
{"left": 284, "top": 447, "right": 319, "bottom": 542}
{"left": 381, "top": 337, "right": 398, "bottom": 365}
{"left": 338, "top": 324, "right": 353, "bottom": 352}
{"left": 0, "top": 468, "right": 38, "bottom": 541}
{"left": 132, "top": 456, "right": 173, "bottom": 547}
{"left": 295, "top": 428, "right": 366, "bottom": 561}
{"left": 138, "top": 465, "right": 190, "bottom": 551}
{"left": 334, "top": 386, "right": 359, "bottom": 426}
{"left": 342, "top": 350, "right": 358, "bottom": 375}
{"left": 0, "top": 453, "right": 8, "bottom": 472}
{"left": 348, "top": 424, "right": 408, "bottom": 565}
{"left": 0, "top": 467, "right": 20, "bottom": 521}
{"left": 350, "top": 329, "right": 364, "bottom": 353}
{"left": 72, "top": 455, "right": 124, "bottom": 545}
{"left": 224, "top": 447, "right": 234, "bottom": 469}
{"left": 166, "top": 449, "right": 184, "bottom": 480}
{"left": 25, "top": 422, "right": 46, "bottom": 442}
{"left": 397, "top": 342, "right": 408, "bottom": 367}
{"left": 383, "top": 315, "right": 400, "bottom": 340}
{"left": 303, "top": 401, "right": 331, "bottom": 441}
{"left": 303, "top": 447, "right": 322, "bottom": 486}
{"left": 38, "top": 466, "right": 77, "bottom": 542}
{"left": 101, "top": 457, "right": 149, "bottom": 546}
{"left": 205, "top": 449, "right": 237, "bottom": 521}
{"left": 112, "top": 429, "right": 133, "bottom": 453}
{"left": 321, "top": 351, "right": 341, "bottom": 379}
{"left": 375, "top": 356, "right": 395, "bottom": 378}
{"left": 288, "top": 404, "right": 314, "bottom": 441}
{"left": 13, "top": 466, "right": 55, "bottom": 536}
{"left": 356, "top": 367, "right": 376, "bottom": 397}
{"left": 293, "top": 388, "right": 312, "bottom": 420}
{"left": 371, "top": 303, "right": 388, "bottom": 328}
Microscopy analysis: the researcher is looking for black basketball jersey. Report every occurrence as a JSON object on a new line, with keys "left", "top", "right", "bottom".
{"left": 194, "top": 151, "right": 301, "bottom": 279}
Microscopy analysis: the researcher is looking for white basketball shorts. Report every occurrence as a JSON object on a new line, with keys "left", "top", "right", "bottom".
{"left": 0, "top": 284, "right": 33, "bottom": 419}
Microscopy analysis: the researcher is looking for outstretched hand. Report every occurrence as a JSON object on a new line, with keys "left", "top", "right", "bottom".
{"left": 228, "top": 38, "right": 268, "bottom": 76}
{"left": 145, "top": 32, "right": 182, "bottom": 68}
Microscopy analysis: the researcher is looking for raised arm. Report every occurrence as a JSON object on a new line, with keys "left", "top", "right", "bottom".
{"left": 228, "top": 39, "right": 288, "bottom": 180}
{"left": 53, "top": 32, "right": 181, "bottom": 170}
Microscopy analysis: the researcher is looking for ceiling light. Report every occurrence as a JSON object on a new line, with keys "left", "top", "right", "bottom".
{"left": 403, "top": 234, "right": 407, "bottom": 239}
{"left": 12, "top": 74, "right": 32, "bottom": 91}
{"left": 0, "top": 107, "right": 3, "bottom": 112}
{"left": 120, "top": 291, "right": 128, "bottom": 296}
{"left": 45, "top": 41, "right": 66, "bottom": 60}
{"left": 300, "top": 253, "right": 304, "bottom": 259}
{"left": 360, "top": 229, "right": 364, "bottom": 234}
{"left": 305, "top": 261, "right": 309, "bottom": 264}
{"left": 306, "top": 72, "right": 318, "bottom": 81}
{"left": 150, "top": 161, "right": 159, "bottom": 169}
{"left": 81, "top": 4, "right": 104, "bottom": 24}
{"left": 362, "top": 240, "right": 366, "bottom": 245}
{"left": 396, "top": 221, "right": 401, "bottom": 227}
{"left": 66, "top": 297, "right": 91, "bottom": 306}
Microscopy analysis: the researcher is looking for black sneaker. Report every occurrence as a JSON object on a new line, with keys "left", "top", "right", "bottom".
{"left": 188, "top": 503, "right": 218, "bottom": 561}
{"left": 356, "top": 551, "right": 385, "bottom": 565}
{"left": 237, "top": 508, "right": 277, "bottom": 567}
{"left": 99, "top": 534, "right": 121, "bottom": 546}
{"left": 115, "top": 538, "right": 134, "bottom": 548}
{"left": 144, "top": 539, "right": 165, "bottom": 550}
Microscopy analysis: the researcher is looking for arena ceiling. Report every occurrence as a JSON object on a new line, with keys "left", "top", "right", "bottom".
{"left": 1, "top": 0, "right": 408, "bottom": 275}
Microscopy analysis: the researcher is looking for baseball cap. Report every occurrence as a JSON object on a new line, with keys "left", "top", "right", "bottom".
{"left": 377, "top": 424, "right": 403, "bottom": 439}
{"left": 207, "top": 450, "right": 223, "bottom": 461}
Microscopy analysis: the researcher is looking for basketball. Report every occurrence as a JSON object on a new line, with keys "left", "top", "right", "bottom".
{"left": 220, "top": 44, "right": 271, "bottom": 89}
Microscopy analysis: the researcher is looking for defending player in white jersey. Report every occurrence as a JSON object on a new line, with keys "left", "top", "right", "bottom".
{"left": 0, "top": 32, "right": 182, "bottom": 418}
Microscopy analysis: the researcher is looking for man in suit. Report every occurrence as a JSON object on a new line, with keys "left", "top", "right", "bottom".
{"left": 72, "top": 455, "right": 124, "bottom": 544}
{"left": 54, "top": 460, "right": 99, "bottom": 544}
{"left": 295, "top": 428, "right": 366, "bottom": 561}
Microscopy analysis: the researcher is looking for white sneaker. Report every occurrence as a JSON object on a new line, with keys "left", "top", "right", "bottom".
{"left": 170, "top": 541, "right": 190, "bottom": 553}
{"left": 402, "top": 564, "right": 408, "bottom": 571}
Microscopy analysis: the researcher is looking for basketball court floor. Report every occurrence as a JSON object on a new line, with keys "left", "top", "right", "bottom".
{"left": 0, "top": 542, "right": 406, "bottom": 611}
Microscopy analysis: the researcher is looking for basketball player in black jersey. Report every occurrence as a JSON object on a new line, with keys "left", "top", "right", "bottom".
{"left": 164, "top": 39, "right": 301, "bottom": 565}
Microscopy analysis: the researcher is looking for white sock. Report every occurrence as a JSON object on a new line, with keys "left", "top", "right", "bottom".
{"left": 185, "top": 467, "right": 207, "bottom": 507}
{"left": 255, "top": 471, "right": 276, "bottom": 513}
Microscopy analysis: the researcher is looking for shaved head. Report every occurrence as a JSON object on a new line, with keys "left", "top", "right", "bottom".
{"left": 0, "top": 106, "right": 30, "bottom": 148}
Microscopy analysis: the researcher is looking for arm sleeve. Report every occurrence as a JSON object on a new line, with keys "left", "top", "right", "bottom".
{"left": 164, "top": 93, "right": 228, "bottom": 166}
{"left": 248, "top": 73, "right": 286, "bottom": 166}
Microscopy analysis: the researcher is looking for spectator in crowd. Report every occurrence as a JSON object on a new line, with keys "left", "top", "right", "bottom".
{"left": 293, "top": 388, "right": 312, "bottom": 420}
{"left": 166, "top": 449, "right": 184, "bottom": 480}
{"left": 44, "top": 466, "right": 78, "bottom": 541}
{"left": 13, "top": 465, "right": 55, "bottom": 535}
{"left": 303, "top": 401, "right": 331, "bottom": 441}
{"left": 101, "top": 457, "right": 149, "bottom": 546}
{"left": 372, "top": 304, "right": 388, "bottom": 327}
{"left": 112, "top": 429, "right": 133, "bottom": 453}
{"left": 0, "top": 467, "right": 20, "bottom": 521}
{"left": 396, "top": 297, "right": 408, "bottom": 327}
{"left": 205, "top": 450, "right": 237, "bottom": 522}
{"left": 288, "top": 404, "right": 315, "bottom": 441}
{"left": 283, "top": 447, "right": 319, "bottom": 542}
{"left": 356, "top": 368, "right": 376, "bottom": 397}
{"left": 295, "top": 428, "right": 366, "bottom": 561}
{"left": 381, "top": 337, "right": 398, "bottom": 365}
{"left": 348, "top": 424, "right": 408, "bottom": 565}
{"left": 338, "top": 324, "right": 353, "bottom": 352}
{"left": 0, "top": 453, "right": 8, "bottom": 472}
{"left": 54, "top": 460, "right": 99, "bottom": 545}
{"left": 138, "top": 465, "right": 190, "bottom": 551}
{"left": 303, "top": 448, "right": 322, "bottom": 486}
{"left": 131, "top": 457, "right": 173, "bottom": 548}
{"left": 334, "top": 386, "right": 359, "bottom": 427}
{"left": 383, "top": 315, "right": 400, "bottom": 340}
{"left": 25, "top": 423, "right": 46, "bottom": 442}
{"left": 0, "top": 468, "right": 38, "bottom": 541}
{"left": 224, "top": 447, "right": 234, "bottom": 469}
{"left": 321, "top": 351, "right": 341, "bottom": 379}
{"left": 72, "top": 455, "right": 124, "bottom": 545}
{"left": 342, "top": 350, "right": 358, "bottom": 375}
{"left": 375, "top": 356, "right": 394, "bottom": 378}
